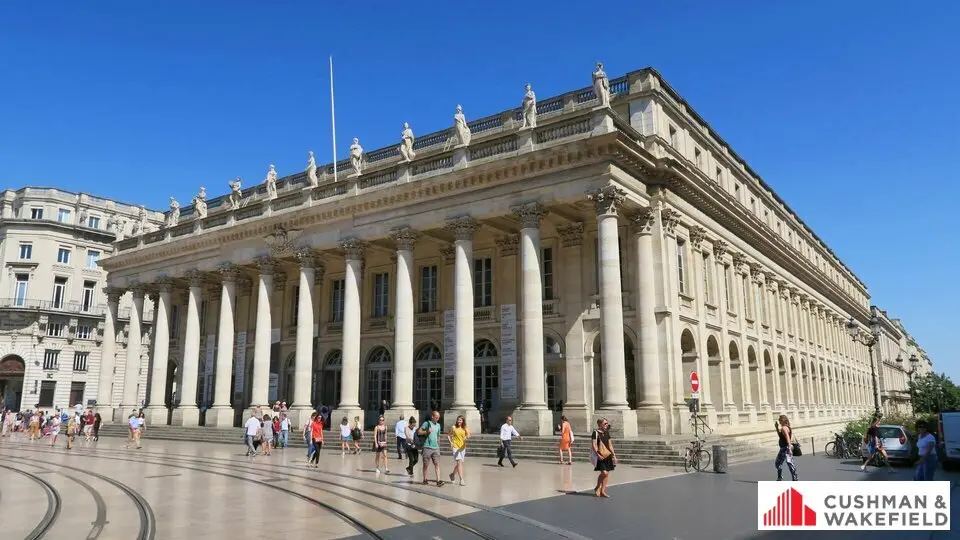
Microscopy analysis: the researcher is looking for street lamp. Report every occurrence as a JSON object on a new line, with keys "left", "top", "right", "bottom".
{"left": 897, "top": 353, "right": 920, "bottom": 415}
{"left": 846, "top": 315, "right": 882, "bottom": 417}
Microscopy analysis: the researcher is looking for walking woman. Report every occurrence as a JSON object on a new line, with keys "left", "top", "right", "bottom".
{"left": 304, "top": 413, "right": 316, "bottom": 461}
{"left": 860, "top": 416, "right": 894, "bottom": 473}
{"left": 373, "top": 416, "right": 390, "bottom": 474}
{"left": 774, "top": 415, "right": 799, "bottom": 481}
{"left": 339, "top": 417, "right": 351, "bottom": 455}
{"left": 591, "top": 418, "right": 616, "bottom": 498}
{"left": 914, "top": 421, "right": 939, "bottom": 481}
{"left": 48, "top": 413, "right": 61, "bottom": 447}
{"left": 447, "top": 415, "right": 469, "bottom": 486}
{"left": 261, "top": 414, "right": 274, "bottom": 456}
{"left": 403, "top": 416, "right": 419, "bottom": 476}
{"left": 351, "top": 416, "right": 363, "bottom": 455}
{"left": 92, "top": 412, "right": 102, "bottom": 442}
{"left": 558, "top": 415, "right": 573, "bottom": 465}
{"left": 309, "top": 412, "right": 325, "bottom": 467}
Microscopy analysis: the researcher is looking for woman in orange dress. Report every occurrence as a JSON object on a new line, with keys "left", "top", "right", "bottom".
{"left": 558, "top": 415, "right": 573, "bottom": 464}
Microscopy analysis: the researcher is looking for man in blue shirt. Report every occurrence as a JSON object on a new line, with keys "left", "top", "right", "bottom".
{"left": 418, "top": 410, "right": 444, "bottom": 486}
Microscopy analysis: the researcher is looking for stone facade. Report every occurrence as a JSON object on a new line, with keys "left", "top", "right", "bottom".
{"left": 0, "top": 187, "right": 163, "bottom": 413}
{"left": 94, "top": 66, "right": 933, "bottom": 436}
{"left": 873, "top": 306, "right": 932, "bottom": 414}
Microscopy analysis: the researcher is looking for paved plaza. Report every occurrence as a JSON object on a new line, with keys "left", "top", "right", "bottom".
{"left": 0, "top": 435, "right": 955, "bottom": 539}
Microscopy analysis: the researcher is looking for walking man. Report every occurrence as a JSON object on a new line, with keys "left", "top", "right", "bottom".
{"left": 395, "top": 415, "right": 407, "bottom": 460}
{"left": 497, "top": 416, "right": 521, "bottom": 467}
{"left": 418, "top": 410, "right": 445, "bottom": 486}
{"left": 244, "top": 412, "right": 261, "bottom": 456}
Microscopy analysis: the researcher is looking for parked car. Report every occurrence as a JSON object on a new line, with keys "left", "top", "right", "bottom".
{"left": 939, "top": 412, "right": 960, "bottom": 468}
{"left": 860, "top": 424, "right": 916, "bottom": 463}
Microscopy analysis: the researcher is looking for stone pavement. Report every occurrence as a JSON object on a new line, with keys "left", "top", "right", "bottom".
{"left": 0, "top": 434, "right": 955, "bottom": 539}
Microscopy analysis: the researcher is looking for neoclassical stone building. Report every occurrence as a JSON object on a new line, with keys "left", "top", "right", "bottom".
{"left": 873, "top": 306, "right": 933, "bottom": 414}
{"left": 97, "top": 66, "right": 932, "bottom": 436}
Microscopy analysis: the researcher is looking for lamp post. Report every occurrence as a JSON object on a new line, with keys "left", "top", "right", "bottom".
{"left": 897, "top": 353, "right": 920, "bottom": 415}
{"left": 846, "top": 315, "right": 882, "bottom": 417}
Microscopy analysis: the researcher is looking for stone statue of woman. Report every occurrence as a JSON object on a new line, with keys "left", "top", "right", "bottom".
{"left": 166, "top": 197, "right": 180, "bottom": 228}
{"left": 265, "top": 164, "right": 278, "bottom": 200}
{"left": 521, "top": 83, "right": 537, "bottom": 129}
{"left": 132, "top": 205, "right": 147, "bottom": 235}
{"left": 593, "top": 62, "right": 610, "bottom": 107}
{"left": 398, "top": 123, "right": 416, "bottom": 162}
{"left": 453, "top": 104, "right": 471, "bottom": 146}
{"left": 350, "top": 138, "right": 364, "bottom": 176}
{"left": 228, "top": 178, "right": 242, "bottom": 209}
{"left": 193, "top": 187, "right": 208, "bottom": 219}
{"left": 306, "top": 151, "right": 319, "bottom": 187}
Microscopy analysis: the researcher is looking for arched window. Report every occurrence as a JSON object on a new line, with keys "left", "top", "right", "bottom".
{"left": 368, "top": 347, "right": 391, "bottom": 365}
{"left": 473, "top": 340, "right": 498, "bottom": 408}
{"left": 324, "top": 349, "right": 343, "bottom": 368}
{"left": 474, "top": 340, "right": 498, "bottom": 359}
{"left": 414, "top": 344, "right": 442, "bottom": 412}
{"left": 544, "top": 337, "right": 562, "bottom": 357}
{"left": 415, "top": 344, "right": 442, "bottom": 363}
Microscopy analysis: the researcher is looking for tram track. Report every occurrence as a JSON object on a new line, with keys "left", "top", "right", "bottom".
{"left": 0, "top": 462, "right": 62, "bottom": 539}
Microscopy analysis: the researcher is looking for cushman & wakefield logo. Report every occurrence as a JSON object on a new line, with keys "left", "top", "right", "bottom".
{"left": 757, "top": 482, "right": 951, "bottom": 530}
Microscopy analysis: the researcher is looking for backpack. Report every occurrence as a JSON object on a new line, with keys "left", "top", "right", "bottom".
{"left": 415, "top": 422, "right": 432, "bottom": 450}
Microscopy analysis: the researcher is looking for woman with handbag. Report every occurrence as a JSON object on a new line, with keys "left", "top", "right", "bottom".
{"left": 774, "top": 415, "right": 799, "bottom": 481}
{"left": 591, "top": 418, "right": 617, "bottom": 498}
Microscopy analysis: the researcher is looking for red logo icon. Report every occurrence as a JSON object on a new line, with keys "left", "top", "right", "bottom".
{"left": 690, "top": 371, "right": 700, "bottom": 393}
{"left": 762, "top": 488, "right": 817, "bottom": 527}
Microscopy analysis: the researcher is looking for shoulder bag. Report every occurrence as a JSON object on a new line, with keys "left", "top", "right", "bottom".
{"left": 595, "top": 430, "right": 612, "bottom": 459}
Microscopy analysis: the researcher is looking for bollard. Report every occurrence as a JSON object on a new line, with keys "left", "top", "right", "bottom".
{"left": 811, "top": 436, "right": 815, "bottom": 456}
{"left": 712, "top": 445, "right": 728, "bottom": 473}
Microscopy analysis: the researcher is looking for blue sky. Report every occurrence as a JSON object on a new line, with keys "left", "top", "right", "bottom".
{"left": 1, "top": 2, "right": 956, "bottom": 379}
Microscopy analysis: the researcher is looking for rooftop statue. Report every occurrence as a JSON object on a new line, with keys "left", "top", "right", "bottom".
{"left": 193, "top": 186, "right": 208, "bottom": 219}
{"left": 132, "top": 205, "right": 147, "bottom": 235}
{"left": 306, "top": 151, "right": 319, "bottom": 187}
{"left": 399, "top": 122, "right": 416, "bottom": 162}
{"left": 453, "top": 104, "right": 471, "bottom": 146}
{"left": 350, "top": 138, "right": 364, "bottom": 176}
{"left": 593, "top": 62, "right": 610, "bottom": 107}
{"left": 167, "top": 197, "right": 180, "bottom": 228}
{"left": 109, "top": 214, "right": 126, "bottom": 241}
{"left": 265, "top": 164, "right": 278, "bottom": 200}
{"left": 228, "top": 177, "right": 242, "bottom": 210}
{"left": 521, "top": 83, "right": 537, "bottom": 129}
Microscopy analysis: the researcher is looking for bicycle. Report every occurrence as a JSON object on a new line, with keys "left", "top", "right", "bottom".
{"left": 824, "top": 432, "right": 848, "bottom": 458}
{"left": 684, "top": 437, "right": 712, "bottom": 472}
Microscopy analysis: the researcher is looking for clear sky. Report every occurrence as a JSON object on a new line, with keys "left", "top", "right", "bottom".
{"left": 1, "top": 2, "right": 956, "bottom": 379}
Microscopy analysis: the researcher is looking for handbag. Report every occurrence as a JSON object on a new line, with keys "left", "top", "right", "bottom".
{"left": 497, "top": 442, "right": 506, "bottom": 459}
{"left": 595, "top": 431, "right": 612, "bottom": 459}
{"left": 791, "top": 442, "right": 802, "bottom": 456}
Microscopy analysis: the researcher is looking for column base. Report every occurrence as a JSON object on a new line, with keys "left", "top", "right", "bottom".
{"left": 634, "top": 405, "right": 666, "bottom": 435}
{"left": 593, "top": 409, "right": 638, "bottom": 439}
{"left": 386, "top": 406, "right": 420, "bottom": 428}
{"left": 143, "top": 406, "right": 169, "bottom": 427}
{"left": 511, "top": 408, "right": 553, "bottom": 436}
{"left": 208, "top": 406, "right": 237, "bottom": 428}
{"left": 443, "top": 407, "right": 480, "bottom": 433}
{"left": 331, "top": 407, "right": 365, "bottom": 432}
{"left": 560, "top": 406, "right": 592, "bottom": 435}
{"left": 288, "top": 406, "right": 317, "bottom": 430}
{"left": 170, "top": 406, "right": 200, "bottom": 427}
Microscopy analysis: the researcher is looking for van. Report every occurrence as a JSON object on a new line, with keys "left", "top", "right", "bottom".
{"left": 938, "top": 412, "right": 960, "bottom": 467}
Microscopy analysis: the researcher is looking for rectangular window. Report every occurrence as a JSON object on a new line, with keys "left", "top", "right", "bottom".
{"left": 701, "top": 252, "right": 712, "bottom": 304}
{"left": 473, "top": 258, "right": 493, "bottom": 307}
{"left": 87, "top": 250, "right": 101, "bottom": 269}
{"left": 30, "top": 207, "right": 44, "bottom": 220}
{"left": 170, "top": 305, "right": 180, "bottom": 338}
{"left": 723, "top": 264, "right": 733, "bottom": 309}
{"left": 668, "top": 125, "right": 678, "bottom": 148}
{"left": 52, "top": 277, "right": 67, "bottom": 309}
{"left": 73, "top": 352, "right": 89, "bottom": 372}
{"left": 57, "top": 247, "right": 71, "bottom": 264}
{"left": 542, "top": 247, "right": 554, "bottom": 300}
{"left": 330, "top": 279, "right": 345, "bottom": 322}
{"left": 57, "top": 208, "right": 72, "bottom": 223}
{"left": 18, "top": 243, "right": 32, "bottom": 260}
{"left": 76, "top": 325, "right": 92, "bottom": 340}
{"left": 372, "top": 273, "right": 389, "bottom": 317}
{"left": 694, "top": 148, "right": 702, "bottom": 169}
{"left": 419, "top": 265, "right": 438, "bottom": 313}
{"left": 715, "top": 167, "right": 723, "bottom": 183}
{"left": 47, "top": 322, "right": 64, "bottom": 337}
{"left": 292, "top": 286, "right": 300, "bottom": 325}
{"left": 88, "top": 215, "right": 101, "bottom": 229}
{"left": 14, "top": 274, "right": 29, "bottom": 306}
{"left": 81, "top": 281, "right": 95, "bottom": 313}
{"left": 676, "top": 238, "right": 687, "bottom": 295}
{"left": 38, "top": 381, "right": 55, "bottom": 407}
{"left": 43, "top": 349, "right": 59, "bottom": 370}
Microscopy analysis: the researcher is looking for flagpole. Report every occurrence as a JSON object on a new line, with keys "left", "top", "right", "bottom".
{"left": 329, "top": 55, "right": 338, "bottom": 183}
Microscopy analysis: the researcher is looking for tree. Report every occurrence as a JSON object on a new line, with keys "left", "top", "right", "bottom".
{"left": 908, "top": 373, "right": 960, "bottom": 414}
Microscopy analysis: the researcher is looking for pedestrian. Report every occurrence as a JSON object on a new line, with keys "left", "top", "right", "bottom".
{"left": 309, "top": 412, "right": 324, "bottom": 467}
{"left": 339, "top": 417, "right": 351, "bottom": 455}
{"left": 272, "top": 416, "right": 281, "bottom": 448}
{"left": 417, "top": 410, "right": 445, "bottom": 486}
{"left": 447, "top": 415, "right": 469, "bottom": 486}
{"left": 395, "top": 415, "right": 407, "bottom": 460}
{"left": 860, "top": 416, "right": 894, "bottom": 473}
{"left": 774, "top": 415, "right": 799, "bottom": 481}
{"left": 351, "top": 416, "right": 363, "bottom": 455}
{"left": 304, "top": 413, "right": 316, "bottom": 461}
{"left": 65, "top": 413, "right": 77, "bottom": 450}
{"left": 83, "top": 411, "right": 94, "bottom": 442}
{"left": 373, "top": 416, "right": 390, "bottom": 475}
{"left": 92, "top": 412, "right": 102, "bottom": 442}
{"left": 558, "top": 415, "right": 574, "bottom": 465}
{"left": 914, "top": 421, "right": 939, "bottom": 481}
{"left": 48, "top": 413, "right": 61, "bottom": 447}
{"left": 261, "top": 414, "right": 274, "bottom": 456}
{"left": 244, "top": 412, "right": 261, "bottom": 456}
{"left": 591, "top": 418, "right": 616, "bottom": 498}
{"left": 497, "top": 416, "right": 520, "bottom": 467}
{"left": 279, "top": 414, "right": 290, "bottom": 449}
{"left": 403, "top": 416, "right": 419, "bottom": 476}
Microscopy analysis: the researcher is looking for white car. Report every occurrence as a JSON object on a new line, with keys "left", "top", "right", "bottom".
{"left": 939, "top": 412, "right": 960, "bottom": 468}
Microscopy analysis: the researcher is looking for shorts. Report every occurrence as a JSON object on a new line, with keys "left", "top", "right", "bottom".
{"left": 453, "top": 448, "right": 466, "bottom": 461}
{"left": 83, "top": 425, "right": 93, "bottom": 434}
{"left": 341, "top": 435, "right": 351, "bottom": 442}
{"left": 867, "top": 443, "right": 878, "bottom": 454}
{"left": 422, "top": 447, "right": 440, "bottom": 465}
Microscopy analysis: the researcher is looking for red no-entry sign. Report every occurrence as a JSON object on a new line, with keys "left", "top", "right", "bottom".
{"left": 690, "top": 371, "right": 701, "bottom": 394}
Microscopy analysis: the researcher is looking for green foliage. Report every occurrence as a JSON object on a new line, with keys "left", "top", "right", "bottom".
{"left": 842, "top": 411, "right": 939, "bottom": 442}
{"left": 908, "top": 373, "right": 960, "bottom": 414}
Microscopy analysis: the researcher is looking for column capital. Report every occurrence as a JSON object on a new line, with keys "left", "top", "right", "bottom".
{"left": 294, "top": 247, "right": 320, "bottom": 269}
{"left": 779, "top": 282, "right": 791, "bottom": 299}
{"left": 148, "top": 291, "right": 159, "bottom": 304}
{"left": 439, "top": 245, "right": 455, "bottom": 265}
{"left": 155, "top": 276, "right": 174, "bottom": 293}
{"left": 238, "top": 278, "right": 253, "bottom": 296}
{"left": 765, "top": 277, "right": 778, "bottom": 292}
{"left": 732, "top": 253, "right": 748, "bottom": 275}
{"left": 338, "top": 238, "right": 366, "bottom": 260}
{"left": 184, "top": 269, "right": 204, "bottom": 288}
{"left": 128, "top": 282, "right": 146, "bottom": 300}
{"left": 659, "top": 207, "right": 681, "bottom": 235}
{"left": 631, "top": 208, "right": 656, "bottom": 236}
{"left": 688, "top": 225, "right": 707, "bottom": 249}
{"left": 254, "top": 256, "right": 278, "bottom": 275}
{"left": 495, "top": 234, "right": 519, "bottom": 256}
{"left": 389, "top": 227, "right": 421, "bottom": 251}
{"left": 511, "top": 201, "right": 548, "bottom": 228}
{"left": 557, "top": 222, "right": 584, "bottom": 247}
{"left": 445, "top": 216, "right": 481, "bottom": 240}
{"left": 273, "top": 272, "right": 288, "bottom": 292}
{"left": 204, "top": 283, "right": 221, "bottom": 300}
{"left": 586, "top": 185, "right": 626, "bottom": 216}
{"left": 712, "top": 239, "right": 728, "bottom": 259}
{"left": 104, "top": 286, "right": 124, "bottom": 303}
{"left": 218, "top": 263, "right": 241, "bottom": 282}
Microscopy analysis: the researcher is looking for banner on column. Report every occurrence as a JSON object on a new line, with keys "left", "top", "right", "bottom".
{"left": 271, "top": 328, "right": 281, "bottom": 344}
{"left": 500, "top": 304, "right": 518, "bottom": 399}
{"left": 234, "top": 331, "right": 247, "bottom": 403}
{"left": 204, "top": 334, "right": 216, "bottom": 406}
{"left": 443, "top": 310, "right": 456, "bottom": 399}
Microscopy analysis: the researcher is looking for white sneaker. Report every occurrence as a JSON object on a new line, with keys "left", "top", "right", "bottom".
{"left": 375, "top": 468, "right": 381, "bottom": 474}
{"left": 860, "top": 465, "right": 866, "bottom": 471}
{"left": 385, "top": 469, "right": 390, "bottom": 474}
{"left": 459, "top": 480, "right": 466, "bottom": 486}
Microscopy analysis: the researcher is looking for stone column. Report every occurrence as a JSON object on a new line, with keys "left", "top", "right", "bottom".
{"left": 291, "top": 250, "right": 320, "bottom": 427}
{"left": 116, "top": 285, "right": 145, "bottom": 421}
{"left": 209, "top": 264, "right": 239, "bottom": 427}
{"left": 632, "top": 208, "right": 665, "bottom": 430}
{"left": 443, "top": 217, "right": 481, "bottom": 429}
{"left": 587, "top": 186, "right": 637, "bottom": 437}
{"left": 97, "top": 287, "right": 122, "bottom": 420}
{"left": 388, "top": 228, "right": 419, "bottom": 422}
{"left": 172, "top": 270, "right": 203, "bottom": 426}
{"left": 558, "top": 223, "right": 590, "bottom": 431}
{"left": 332, "top": 239, "right": 365, "bottom": 427}
{"left": 251, "top": 257, "right": 275, "bottom": 410}
{"left": 144, "top": 278, "right": 173, "bottom": 426}
{"left": 511, "top": 203, "right": 552, "bottom": 435}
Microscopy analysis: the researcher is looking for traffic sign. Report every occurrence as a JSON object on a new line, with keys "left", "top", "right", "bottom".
{"left": 690, "top": 371, "right": 701, "bottom": 394}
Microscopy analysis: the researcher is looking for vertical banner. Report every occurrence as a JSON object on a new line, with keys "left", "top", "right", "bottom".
{"left": 234, "top": 331, "right": 247, "bottom": 402}
{"left": 443, "top": 310, "right": 456, "bottom": 400}
{"left": 268, "top": 373, "right": 279, "bottom": 402}
{"left": 204, "top": 334, "right": 215, "bottom": 406}
{"left": 499, "top": 304, "right": 518, "bottom": 399}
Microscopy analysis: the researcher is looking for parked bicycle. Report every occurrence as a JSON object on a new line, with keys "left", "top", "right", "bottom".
{"left": 824, "top": 432, "right": 861, "bottom": 459}
{"left": 684, "top": 413, "right": 713, "bottom": 472}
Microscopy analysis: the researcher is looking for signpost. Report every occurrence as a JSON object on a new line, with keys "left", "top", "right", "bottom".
{"left": 690, "top": 371, "right": 701, "bottom": 398}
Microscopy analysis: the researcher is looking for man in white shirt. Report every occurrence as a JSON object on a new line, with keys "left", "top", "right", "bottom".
{"left": 395, "top": 415, "right": 407, "bottom": 459}
{"left": 244, "top": 414, "right": 262, "bottom": 456}
{"left": 279, "top": 415, "right": 291, "bottom": 449}
{"left": 497, "top": 416, "right": 521, "bottom": 468}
